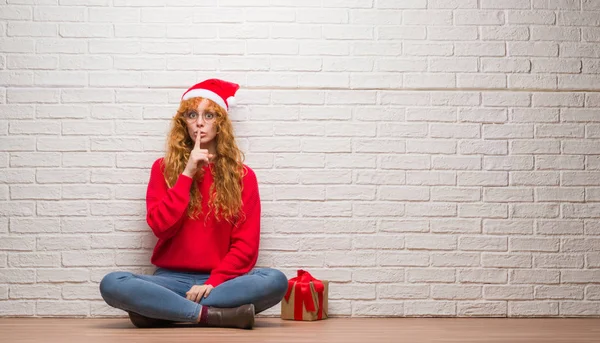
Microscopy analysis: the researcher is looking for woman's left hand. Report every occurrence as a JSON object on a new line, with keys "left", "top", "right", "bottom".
{"left": 186, "top": 284, "right": 214, "bottom": 303}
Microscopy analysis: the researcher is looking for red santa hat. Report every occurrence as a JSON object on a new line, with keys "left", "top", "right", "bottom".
{"left": 181, "top": 78, "right": 240, "bottom": 112}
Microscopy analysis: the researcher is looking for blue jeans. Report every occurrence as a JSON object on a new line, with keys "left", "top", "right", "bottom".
{"left": 99, "top": 267, "right": 288, "bottom": 323}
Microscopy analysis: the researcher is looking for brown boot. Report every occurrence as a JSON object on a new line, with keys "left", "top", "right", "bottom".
{"left": 204, "top": 303, "right": 255, "bottom": 329}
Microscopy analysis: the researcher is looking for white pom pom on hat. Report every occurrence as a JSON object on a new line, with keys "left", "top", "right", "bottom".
{"left": 181, "top": 79, "right": 240, "bottom": 112}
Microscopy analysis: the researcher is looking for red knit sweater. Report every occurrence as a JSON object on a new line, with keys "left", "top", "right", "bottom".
{"left": 145, "top": 158, "right": 261, "bottom": 287}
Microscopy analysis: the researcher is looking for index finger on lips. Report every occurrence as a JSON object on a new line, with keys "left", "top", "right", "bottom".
{"left": 194, "top": 130, "right": 201, "bottom": 150}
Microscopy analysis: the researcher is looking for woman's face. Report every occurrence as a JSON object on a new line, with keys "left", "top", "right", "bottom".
{"left": 183, "top": 98, "right": 219, "bottom": 149}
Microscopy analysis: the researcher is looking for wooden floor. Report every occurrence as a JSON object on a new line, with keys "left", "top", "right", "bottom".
{"left": 1, "top": 317, "right": 600, "bottom": 343}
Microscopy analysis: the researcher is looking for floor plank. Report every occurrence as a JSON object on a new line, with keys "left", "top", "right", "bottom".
{"left": 1, "top": 318, "right": 599, "bottom": 343}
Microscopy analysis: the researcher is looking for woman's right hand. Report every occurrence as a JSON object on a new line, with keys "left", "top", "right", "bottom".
{"left": 182, "top": 131, "right": 214, "bottom": 178}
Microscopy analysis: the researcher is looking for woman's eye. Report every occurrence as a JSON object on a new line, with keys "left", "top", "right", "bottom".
{"left": 188, "top": 112, "right": 197, "bottom": 118}
{"left": 205, "top": 113, "right": 214, "bottom": 119}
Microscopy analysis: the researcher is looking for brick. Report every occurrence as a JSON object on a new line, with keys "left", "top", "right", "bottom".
{"left": 460, "top": 203, "right": 508, "bottom": 218}
{"left": 507, "top": 10, "right": 555, "bottom": 24}
{"left": 36, "top": 269, "right": 89, "bottom": 283}
{"left": 354, "top": 268, "right": 404, "bottom": 283}
{"left": 537, "top": 220, "right": 584, "bottom": 235}
{"left": 431, "top": 187, "right": 479, "bottom": 202}
{"left": 533, "top": 0, "right": 580, "bottom": 10}
{"left": 536, "top": 156, "right": 584, "bottom": 171}
{"left": 454, "top": 10, "right": 504, "bottom": 25}
{"left": 380, "top": 219, "right": 428, "bottom": 233}
{"left": 459, "top": 108, "right": 507, "bottom": 123}
{"left": 406, "top": 171, "right": 455, "bottom": 186}
{"left": 10, "top": 152, "right": 61, "bottom": 167}
{"left": 432, "top": 252, "right": 480, "bottom": 267}
{"left": 6, "top": 55, "right": 58, "bottom": 70}
{"left": 404, "top": 73, "right": 455, "bottom": 88}
{"left": 482, "top": 253, "right": 532, "bottom": 268}
{"left": 458, "top": 302, "right": 507, "bottom": 317}
{"left": 326, "top": 219, "right": 376, "bottom": 234}
{"left": 352, "top": 302, "right": 404, "bottom": 316}
{"left": 537, "top": 187, "right": 584, "bottom": 202}
{"left": 562, "top": 238, "right": 600, "bottom": 252}
{"left": 37, "top": 301, "right": 89, "bottom": 316}
{"left": 10, "top": 285, "right": 61, "bottom": 300}
{"left": 11, "top": 185, "right": 61, "bottom": 200}
{"left": 510, "top": 140, "right": 560, "bottom": 154}
{"left": 429, "top": 0, "right": 477, "bottom": 8}
{"left": 535, "top": 286, "right": 583, "bottom": 300}
{"left": 562, "top": 270, "right": 600, "bottom": 283}
{"left": 432, "top": 156, "right": 481, "bottom": 170}
{"left": 484, "top": 188, "right": 533, "bottom": 202}
{"left": 458, "top": 172, "right": 507, "bottom": 186}
{"left": 459, "top": 236, "right": 507, "bottom": 251}
{"left": 9, "top": 253, "right": 60, "bottom": 268}
{"left": 511, "top": 108, "right": 558, "bottom": 123}
{"left": 483, "top": 124, "right": 533, "bottom": 139}
{"left": 405, "top": 203, "right": 456, "bottom": 217}
{"left": 484, "top": 285, "right": 533, "bottom": 300}
{"left": 562, "top": 172, "right": 600, "bottom": 186}
{"left": 510, "top": 269, "right": 559, "bottom": 284}
{"left": 511, "top": 204, "right": 559, "bottom": 218}
{"left": 379, "top": 252, "right": 429, "bottom": 266}
{"left": 511, "top": 237, "right": 559, "bottom": 252}
{"left": 534, "top": 93, "right": 585, "bottom": 107}
{"left": 378, "top": 284, "right": 428, "bottom": 299}
{"left": 560, "top": 302, "right": 600, "bottom": 316}
{"left": 455, "top": 42, "right": 505, "bottom": 56}
{"left": 8, "top": 88, "right": 59, "bottom": 104}
{"left": 430, "top": 219, "right": 481, "bottom": 234}
{"left": 63, "top": 285, "right": 102, "bottom": 300}
{"left": 428, "top": 26, "right": 478, "bottom": 40}
{"left": 407, "top": 269, "right": 455, "bottom": 283}
{"left": 350, "top": 10, "right": 400, "bottom": 25}
{"left": 509, "top": 302, "right": 558, "bottom": 316}
{"left": 0, "top": 301, "right": 35, "bottom": 316}
{"left": 535, "top": 254, "right": 583, "bottom": 268}
{"left": 62, "top": 252, "right": 114, "bottom": 267}
{"left": 405, "top": 235, "right": 456, "bottom": 250}
{"left": 354, "top": 202, "right": 404, "bottom": 217}
{"left": 481, "top": 27, "right": 529, "bottom": 41}
{"left": 330, "top": 284, "right": 376, "bottom": 300}
{"left": 0, "top": 269, "right": 35, "bottom": 283}
{"left": 511, "top": 172, "right": 560, "bottom": 186}
{"left": 483, "top": 92, "right": 531, "bottom": 107}
{"left": 586, "top": 286, "right": 600, "bottom": 300}
{"left": 378, "top": 124, "right": 426, "bottom": 139}
{"left": 325, "top": 252, "right": 376, "bottom": 267}
{"left": 405, "top": 301, "right": 456, "bottom": 316}
{"left": 509, "top": 75, "right": 558, "bottom": 89}
{"left": 429, "top": 93, "right": 479, "bottom": 107}
{"left": 403, "top": 42, "right": 453, "bottom": 56}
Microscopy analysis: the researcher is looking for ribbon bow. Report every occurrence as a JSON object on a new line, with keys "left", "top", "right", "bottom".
{"left": 284, "top": 269, "right": 325, "bottom": 320}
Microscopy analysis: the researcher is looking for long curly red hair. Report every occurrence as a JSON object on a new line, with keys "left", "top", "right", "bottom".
{"left": 162, "top": 97, "right": 245, "bottom": 223}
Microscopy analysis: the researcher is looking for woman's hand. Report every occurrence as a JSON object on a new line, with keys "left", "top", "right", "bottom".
{"left": 182, "top": 130, "right": 214, "bottom": 178}
{"left": 186, "top": 284, "right": 214, "bottom": 303}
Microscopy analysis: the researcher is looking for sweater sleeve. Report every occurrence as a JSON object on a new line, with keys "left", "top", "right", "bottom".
{"left": 206, "top": 167, "right": 261, "bottom": 288}
{"left": 146, "top": 158, "right": 193, "bottom": 240}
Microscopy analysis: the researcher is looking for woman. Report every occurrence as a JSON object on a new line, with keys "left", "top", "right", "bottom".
{"left": 99, "top": 79, "right": 288, "bottom": 330}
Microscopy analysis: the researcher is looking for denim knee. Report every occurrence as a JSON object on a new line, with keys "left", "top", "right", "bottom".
{"left": 99, "top": 271, "right": 132, "bottom": 304}
{"left": 262, "top": 268, "right": 289, "bottom": 300}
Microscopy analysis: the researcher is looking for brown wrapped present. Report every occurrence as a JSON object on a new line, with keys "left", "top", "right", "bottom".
{"left": 281, "top": 269, "right": 328, "bottom": 321}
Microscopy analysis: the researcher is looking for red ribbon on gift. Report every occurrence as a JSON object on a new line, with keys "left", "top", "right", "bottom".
{"left": 284, "top": 269, "right": 325, "bottom": 320}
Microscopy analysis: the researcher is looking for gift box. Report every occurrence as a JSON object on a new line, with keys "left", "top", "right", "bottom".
{"left": 281, "top": 269, "right": 328, "bottom": 321}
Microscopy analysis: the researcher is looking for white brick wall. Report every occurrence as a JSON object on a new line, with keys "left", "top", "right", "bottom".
{"left": 1, "top": 0, "right": 600, "bottom": 318}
